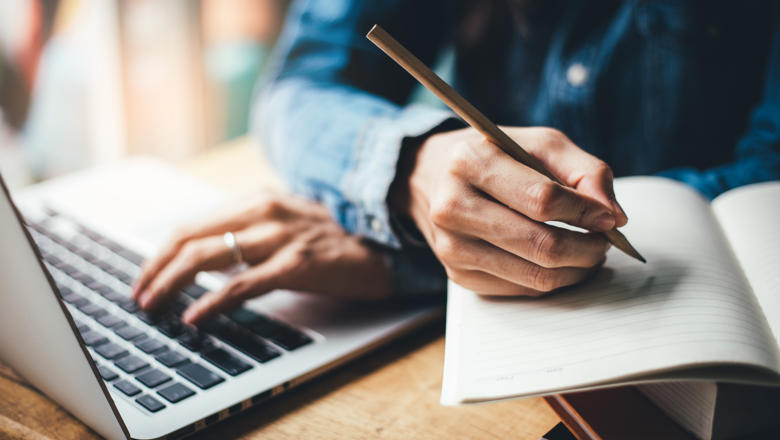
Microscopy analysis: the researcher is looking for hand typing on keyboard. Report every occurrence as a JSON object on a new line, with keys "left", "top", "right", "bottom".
{"left": 132, "top": 194, "right": 391, "bottom": 325}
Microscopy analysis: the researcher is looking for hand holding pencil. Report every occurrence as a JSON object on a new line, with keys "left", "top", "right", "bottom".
{"left": 369, "top": 25, "right": 644, "bottom": 296}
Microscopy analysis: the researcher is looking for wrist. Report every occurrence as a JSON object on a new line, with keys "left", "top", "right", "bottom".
{"left": 388, "top": 133, "right": 427, "bottom": 218}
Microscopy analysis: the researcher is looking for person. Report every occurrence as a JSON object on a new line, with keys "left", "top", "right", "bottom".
{"left": 134, "top": 1, "right": 780, "bottom": 325}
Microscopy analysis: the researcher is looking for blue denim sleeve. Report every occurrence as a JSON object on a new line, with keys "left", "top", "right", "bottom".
{"left": 251, "top": 0, "right": 455, "bottom": 248}
{"left": 658, "top": 17, "right": 780, "bottom": 199}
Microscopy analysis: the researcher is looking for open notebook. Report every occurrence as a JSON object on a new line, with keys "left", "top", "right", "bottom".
{"left": 441, "top": 177, "right": 780, "bottom": 407}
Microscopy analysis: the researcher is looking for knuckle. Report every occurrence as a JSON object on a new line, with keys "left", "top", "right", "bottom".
{"left": 528, "top": 229, "right": 564, "bottom": 268}
{"left": 591, "top": 160, "right": 613, "bottom": 178}
{"left": 443, "top": 265, "right": 461, "bottom": 283}
{"left": 447, "top": 142, "right": 475, "bottom": 177}
{"left": 179, "top": 242, "right": 203, "bottom": 264}
{"left": 527, "top": 265, "right": 558, "bottom": 293}
{"left": 526, "top": 181, "right": 562, "bottom": 219}
{"left": 432, "top": 234, "right": 461, "bottom": 265}
{"left": 537, "top": 127, "right": 566, "bottom": 147}
{"left": 286, "top": 240, "right": 313, "bottom": 267}
{"left": 253, "top": 195, "right": 282, "bottom": 217}
{"left": 429, "top": 194, "right": 462, "bottom": 228}
{"left": 170, "top": 227, "right": 192, "bottom": 247}
{"left": 224, "top": 277, "right": 252, "bottom": 300}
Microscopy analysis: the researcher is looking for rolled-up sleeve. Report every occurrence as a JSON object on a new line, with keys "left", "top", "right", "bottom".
{"left": 252, "top": 0, "right": 456, "bottom": 248}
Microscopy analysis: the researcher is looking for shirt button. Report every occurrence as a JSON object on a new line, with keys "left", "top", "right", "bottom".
{"left": 566, "top": 63, "right": 588, "bottom": 87}
{"left": 370, "top": 217, "right": 383, "bottom": 234}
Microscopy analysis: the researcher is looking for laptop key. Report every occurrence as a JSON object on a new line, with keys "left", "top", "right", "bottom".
{"left": 115, "top": 325, "right": 146, "bottom": 341}
{"left": 117, "top": 248, "right": 144, "bottom": 267}
{"left": 96, "top": 314, "right": 125, "bottom": 328}
{"left": 135, "top": 310, "right": 158, "bottom": 325}
{"left": 155, "top": 318, "right": 184, "bottom": 338}
{"left": 201, "top": 347, "right": 252, "bottom": 376}
{"left": 177, "top": 329, "right": 210, "bottom": 352}
{"left": 116, "top": 272, "right": 134, "bottom": 285}
{"left": 135, "top": 338, "right": 167, "bottom": 355}
{"left": 101, "top": 291, "right": 125, "bottom": 303}
{"left": 98, "top": 365, "right": 119, "bottom": 381}
{"left": 80, "top": 331, "right": 109, "bottom": 347}
{"left": 136, "top": 369, "right": 171, "bottom": 388}
{"left": 177, "top": 363, "right": 224, "bottom": 390}
{"left": 74, "top": 320, "right": 89, "bottom": 333}
{"left": 136, "top": 394, "right": 165, "bottom": 413}
{"left": 204, "top": 323, "right": 280, "bottom": 363}
{"left": 79, "top": 303, "right": 108, "bottom": 318}
{"left": 85, "top": 280, "right": 111, "bottom": 295}
{"left": 115, "top": 355, "right": 149, "bottom": 374}
{"left": 95, "top": 342, "right": 129, "bottom": 360}
{"left": 183, "top": 285, "right": 207, "bottom": 300}
{"left": 157, "top": 382, "right": 195, "bottom": 403}
{"left": 71, "top": 271, "right": 95, "bottom": 286}
{"left": 268, "top": 329, "right": 313, "bottom": 351}
{"left": 114, "top": 379, "right": 141, "bottom": 396}
{"left": 118, "top": 298, "right": 139, "bottom": 313}
{"left": 156, "top": 350, "right": 190, "bottom": 368}
{"left": 63, "top": 292, "right": 89, "bottom": 307}
{"left": 230, "top": 309, "right": 312, "bottom": 350}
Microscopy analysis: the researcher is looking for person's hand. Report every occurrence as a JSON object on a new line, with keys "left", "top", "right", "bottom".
{"left": 132, "top": 194, "right": 390, "bottom": 326}
{"left": 391, "top": 127, "right": 628, "bottom": 297}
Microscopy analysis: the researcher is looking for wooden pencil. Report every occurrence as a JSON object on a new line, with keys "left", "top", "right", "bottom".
{"left": 366, "top": 24, "right": 646, "bottom": 263}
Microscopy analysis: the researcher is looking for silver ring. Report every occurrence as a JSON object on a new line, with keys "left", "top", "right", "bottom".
{"left": 223, "top": 232, "right": 244, "bottom": 265}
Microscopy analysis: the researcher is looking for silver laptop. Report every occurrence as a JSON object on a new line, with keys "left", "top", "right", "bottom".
{"left": 0, "top": 159, "right": 443, "bottom": 440}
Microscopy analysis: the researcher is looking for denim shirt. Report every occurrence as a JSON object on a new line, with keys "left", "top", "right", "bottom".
{"left": 252, "top": 0, "right": 780, "bottom": 296}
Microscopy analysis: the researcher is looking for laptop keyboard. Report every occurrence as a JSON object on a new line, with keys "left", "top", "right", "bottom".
{"left": 25, "top": 211, "right": 314, "bottom": 414}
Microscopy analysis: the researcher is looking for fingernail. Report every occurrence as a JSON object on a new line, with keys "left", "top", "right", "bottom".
{"left": 593, "top": 212, "right": 615, "bottom": 231}
{"left": 611, "top": 199, "right": 627, "bottom": 221}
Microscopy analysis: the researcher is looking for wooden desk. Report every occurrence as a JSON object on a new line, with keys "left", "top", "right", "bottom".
{"left": 0, "top": 138, "right": 560, "bottom": 439}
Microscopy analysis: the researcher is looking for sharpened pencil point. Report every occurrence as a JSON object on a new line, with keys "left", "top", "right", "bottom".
{"left": 604, "top": 228, "right": 646, "bottom": 263}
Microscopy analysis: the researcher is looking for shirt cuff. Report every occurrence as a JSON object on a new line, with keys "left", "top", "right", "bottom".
{"left": 339, "top": 104, "right": 458, "bottom": 249}
{"left": 383, "top": 245, "right": 447, "bottom": 298}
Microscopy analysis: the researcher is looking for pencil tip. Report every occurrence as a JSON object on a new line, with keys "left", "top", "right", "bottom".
{"left": 623, "top": 243, "right": 646, "bottom": 264}
{"left": 605, "top": 229, "right": 646, "bottom": 263}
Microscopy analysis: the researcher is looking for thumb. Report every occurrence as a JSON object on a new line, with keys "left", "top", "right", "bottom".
{"left": 575, "top": 166, "right": 627, "bottom": 228}
{"left": 524, "top": 129, "right": 627, "bottom": 227}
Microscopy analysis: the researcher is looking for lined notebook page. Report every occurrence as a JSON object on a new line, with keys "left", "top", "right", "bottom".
{"left": 637, "top": 382, "right": 717, "bottom": 440}
{"left": 442, "top": 177, "right": 779, "bottom": 404}
{"left": 713, "top": 182, "right": 780, "bottom": 343}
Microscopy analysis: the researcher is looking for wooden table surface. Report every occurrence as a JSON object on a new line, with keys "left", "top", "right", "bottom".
{"left": 0, "top": 138, "right": 560, "bottom": 439}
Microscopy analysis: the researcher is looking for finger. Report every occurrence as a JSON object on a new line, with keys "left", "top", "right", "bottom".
{"left": 449, "top": 269, "right": 545, "bottom": 296}
{"left": 137, "top": 236, "right": 233, "bottom": 310}
{"left": 575, "top": 165, "right": 628, "bottom": 227}
{"left": 132, "top": 239, "right": 186, "bottom": 299}
{"left": 452, "top": 263, "right": 602, "bottom": 296}
{"left": 433, "top": 194, "right": 609, "bottom": 268}
{"left": 233, "top": 222, "right": 292, "bottom": 264}
{"left": 133, "top": 195, "right": 294, "bottom": 298}
{"left": 439, "top": 234, "right": 601, "bottom": 293}
{"left": 519, "top": 128, "right": 627, "bottom": 227}
{"left": 138, "top": 220, "right": 294, "bottom": 305}
{"left": 182, "top": 252, "right": 295, "bottom": 325}
{"left": 464, "top": 144, "right": 615, "bottom": 231}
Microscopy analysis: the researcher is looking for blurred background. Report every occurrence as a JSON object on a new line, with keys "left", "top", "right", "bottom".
{"left": 0, "top": 0, "right": 289, "bottom": 189}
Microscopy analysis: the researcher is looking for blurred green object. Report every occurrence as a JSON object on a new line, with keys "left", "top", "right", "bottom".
{"left": 205, "top": 41, "right": 269, "bottom": 141}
